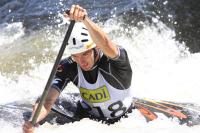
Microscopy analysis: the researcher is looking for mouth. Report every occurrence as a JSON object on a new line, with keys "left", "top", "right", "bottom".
{"left": 81, "top": 63, "right": 93, "bottom": 71}
{"left": 80, "top": 63, "right": 89, "bottom": 69}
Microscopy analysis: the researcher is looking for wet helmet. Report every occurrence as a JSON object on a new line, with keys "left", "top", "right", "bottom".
{"left": 67, "top": 22, "right": 96, "bottom": 55}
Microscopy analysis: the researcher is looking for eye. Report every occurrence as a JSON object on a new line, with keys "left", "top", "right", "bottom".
{"left": 83, "top": 52, "right": 89, "bottom": 56}
{"left": 83, "top": 50, "right": 92, "bottom": 56}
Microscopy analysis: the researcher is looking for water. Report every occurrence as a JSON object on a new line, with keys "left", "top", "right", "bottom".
{"left": 0, "top": 0, "right": 200, "bottom": 132}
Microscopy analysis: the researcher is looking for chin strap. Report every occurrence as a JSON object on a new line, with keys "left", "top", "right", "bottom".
{"left": 89, "top": 48, "right": 100, "bottom": 70}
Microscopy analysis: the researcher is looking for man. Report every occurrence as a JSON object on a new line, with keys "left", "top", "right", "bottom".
{"left": 23, "top": 4, "right": 133, "bottom": 133}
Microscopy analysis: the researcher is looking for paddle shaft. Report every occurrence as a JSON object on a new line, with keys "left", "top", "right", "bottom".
{"left": 31, "top": 19, "right": 75, "bottom": 125}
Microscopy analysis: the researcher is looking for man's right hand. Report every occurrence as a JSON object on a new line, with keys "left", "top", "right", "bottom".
{"left": 64, "top": 4, "right": 88, "bottom": 21}
{"left": 22, "top": 88, "right": 60, "bottom": 133}
{"left": 22, "top": 121, "right": 35, "bottom": 133}
{"left": 23, "top": 104, "right": 40, "bottom": 133}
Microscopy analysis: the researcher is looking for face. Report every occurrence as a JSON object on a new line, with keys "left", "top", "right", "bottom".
{"left": 72, "top": 49, "right": 95, "bottom": 71}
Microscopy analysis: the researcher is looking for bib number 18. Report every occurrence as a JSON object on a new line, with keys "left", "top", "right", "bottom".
{"left": 82, "top": 101, "right": 127, "bottom": 118}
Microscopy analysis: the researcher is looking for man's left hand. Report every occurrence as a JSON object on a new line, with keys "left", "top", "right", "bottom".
{"left": 64, "top": 5, "right": 87, "bottom": 21}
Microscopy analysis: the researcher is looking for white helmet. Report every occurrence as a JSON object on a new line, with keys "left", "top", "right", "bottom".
{"left": 67, "top": 22, "right": 96, "bottom": 55}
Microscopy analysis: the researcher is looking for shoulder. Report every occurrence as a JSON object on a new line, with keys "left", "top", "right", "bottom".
{"left": 60, "top": 56, "right": 76, "bottom": 66}
{"left": 98, "top": 47, "right": 132, "bottom": 89}
{"left": 98, "top": 46, "right": 130, "bottom": 66}
{"left": 58, "top": 56, "right": 77, "bottom": 71}
{"left": 110, "top": 46, "right": 129, "bottom": 62}
{"left": 56, "top": 56, "right": 78, "bottom": 79}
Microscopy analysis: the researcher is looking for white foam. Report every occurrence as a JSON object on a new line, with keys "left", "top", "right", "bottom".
{"left": 0, "top": 63, "right": 52, "bottom": 104}
{"left": 108, "top": 19, "right": 200, "bottom": 104}
{"left": 1, "top": 16, "right": 200, "bottom": 133}
{"left": 0, "top": 22, "right": 25, "bottom": 46}
{"left": 31, "top": 111, "right": 200, "bottom": 133}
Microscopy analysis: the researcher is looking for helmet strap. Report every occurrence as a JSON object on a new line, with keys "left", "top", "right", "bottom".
{"left": 90, "top": 48, "right": 99, "bottom": 70}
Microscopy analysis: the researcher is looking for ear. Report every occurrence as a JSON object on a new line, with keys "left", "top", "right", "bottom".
{"left": 71, "top": 56, "right": 75, "bottom": 61}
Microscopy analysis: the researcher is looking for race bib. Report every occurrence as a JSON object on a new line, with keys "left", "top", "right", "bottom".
{"left": 80, "top": 85, "right": 110, "bottom": 103}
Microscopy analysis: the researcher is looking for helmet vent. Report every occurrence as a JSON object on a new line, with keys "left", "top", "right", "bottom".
{"left": 81, "top": 39, "right": 88, "bottom": 42}
{"left": 82, "top": 27, "right": 87, "bottom": 30}
{"left": 81, "top": 33, "right": 88, "bottom": 36}
{"left": 73, "top": 38, "right": 76, "bottom": 45}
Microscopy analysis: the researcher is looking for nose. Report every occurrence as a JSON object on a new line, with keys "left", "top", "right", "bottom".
{"left": 77, "top": 55, "right": 87, "bottom": 65}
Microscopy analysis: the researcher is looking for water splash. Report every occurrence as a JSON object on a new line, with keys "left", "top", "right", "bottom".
{"left": 0, "top": 22, "right": 24, "bottom": 46}
{"left": 103, "top": 17, "right": 199, "bottom": 105}
{"left": 0, "top": 1, "right": 200, "bottom": 132}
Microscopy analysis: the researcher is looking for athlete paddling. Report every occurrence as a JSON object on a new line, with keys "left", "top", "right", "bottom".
{"left": 23, "top": 4, "right": 133, "bottom": 133}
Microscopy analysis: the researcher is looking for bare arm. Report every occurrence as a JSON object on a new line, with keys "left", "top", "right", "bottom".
{"left": 67, "top": 5, "right": 119, "bottom": 58}
{"left": 30, "top": 88, "right": 59, "bottom": 122}
{"left": 23, "top": 88, "right": 59, "bottom": 133}
{"left": 83, "top": 17, "right": 119, "bottom": 58}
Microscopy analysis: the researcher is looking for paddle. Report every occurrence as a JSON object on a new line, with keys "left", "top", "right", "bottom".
{"left": 31, "top": 10, "right": 75, "bottom": 125}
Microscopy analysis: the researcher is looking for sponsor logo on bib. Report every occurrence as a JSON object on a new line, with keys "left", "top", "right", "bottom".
{"left": 80, "top": 85, "right": 110, "bottom": 103}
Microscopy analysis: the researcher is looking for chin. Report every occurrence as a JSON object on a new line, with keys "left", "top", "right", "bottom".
{"left": 81, "top": 66, "right": 92, "bottom": 71}
{"left": 82, "top": 68, "right": 91, "bottom": 71}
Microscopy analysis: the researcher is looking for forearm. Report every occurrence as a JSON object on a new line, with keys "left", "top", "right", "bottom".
{"left": 83, "top": 18, "right": 108, "bottom": 46}
{"left": 29, "top": 103, "right": 50, "bottom": 124}
{"left": 82, "top": 17, "right": 118, "bottom": 58}
{"left": 29, "top": 88, "right": 59, "bottom": 124}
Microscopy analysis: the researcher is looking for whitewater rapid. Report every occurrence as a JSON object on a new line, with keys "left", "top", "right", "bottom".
{"left": 1, "top": 17, "right": 200, "bottom": 133}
